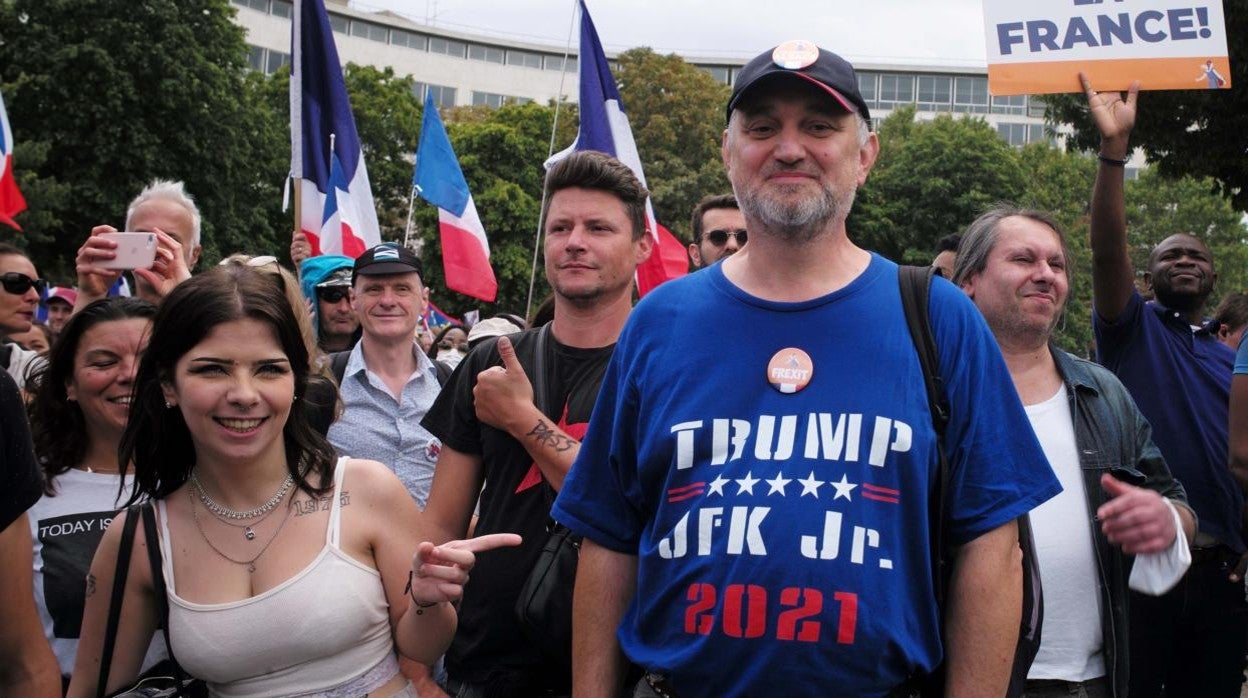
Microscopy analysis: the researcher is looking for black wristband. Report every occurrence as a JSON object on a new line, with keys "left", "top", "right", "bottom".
{"left": 1098, "top": 153, "right": 1127, "bottom": 167}
{"left": 405, "top": 570, "right": 441, "bottom": 608}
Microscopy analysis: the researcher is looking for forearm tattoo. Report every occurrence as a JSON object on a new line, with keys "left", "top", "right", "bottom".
{"left": 85, "top": 573, "right": 97, "bottom": 598}
{"left": 526, "top": 419, "right": 577, "bottom": 453}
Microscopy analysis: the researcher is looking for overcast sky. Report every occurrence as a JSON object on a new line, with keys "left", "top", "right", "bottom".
{"left": 352, "top": 0, "right": 992, "bottom": 68}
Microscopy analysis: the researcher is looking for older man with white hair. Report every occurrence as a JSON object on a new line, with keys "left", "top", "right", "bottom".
{"left": 73, "top": 179, "right": 200, "bottom": 307}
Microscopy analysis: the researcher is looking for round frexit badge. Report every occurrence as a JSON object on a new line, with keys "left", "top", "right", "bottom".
{"left": 772, "top": 40, "right": 819, "bottom": 70}
{"left": 767, "top": 348, "right": 814, "bottom": 394}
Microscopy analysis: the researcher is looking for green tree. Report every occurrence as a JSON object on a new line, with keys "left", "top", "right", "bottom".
{"left": 614, "top": 48, "right": 731, "bottom": 244}
{"left": 0, "top": 0, "right": 288, "bottom": 280}
{"left": 1041, "top": 0, "right": 1248, "bottom": 210}
{"left": 851, "top": 109, "right": 1025, "bottom": 263}
{"left": 410, "top": 102, "right": 572, "bottom": 317}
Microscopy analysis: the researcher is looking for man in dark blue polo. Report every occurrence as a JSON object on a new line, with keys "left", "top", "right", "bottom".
{"left": 1083, "top": 74, "right": 1245, "bottom": 696}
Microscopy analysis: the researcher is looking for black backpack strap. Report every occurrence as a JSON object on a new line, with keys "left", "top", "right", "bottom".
{"left": 897, "top": 265, "right": 950, "bottom": 605}
{"left": 528, "top": 325, "right": 553, "bottom": 418}
{"left": 329, "top": 350, "right": 350, "bottom": 386}
{"left": 97, "top": 505, "right": 141, "bottom": 698}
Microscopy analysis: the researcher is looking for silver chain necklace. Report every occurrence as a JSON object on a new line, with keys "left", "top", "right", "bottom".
{"left": 203, "top": 497, "right": 283, "bottom": 540}
{"left": 188, "top": 488, "right": 292, "bottom": 573}
{"left": 190, "top": 471, "right": 294, "bottom": 521}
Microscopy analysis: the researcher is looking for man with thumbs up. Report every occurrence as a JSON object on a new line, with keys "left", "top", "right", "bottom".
{"left": 421, "top": 151, "right": 653, "bottom": 698}
{"left": 952, "top": 205, "right": 1196, "bottom": 698}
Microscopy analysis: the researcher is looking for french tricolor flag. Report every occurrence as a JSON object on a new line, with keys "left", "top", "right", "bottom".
{"left": 413, "top": 93, "right": 498, "bottom": 302}
{"left": 0, "top": 87, "right": 26, "bottom": 232}
{"left": 547, "top": 0, "right": 687, "bottom": 296}
{"left": 290, "top": 0, "right": 380, "bottom": 259}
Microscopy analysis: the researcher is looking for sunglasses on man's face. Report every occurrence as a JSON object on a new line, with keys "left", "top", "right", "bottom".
{"left": 0, "top": 272, "right": 47, "bottom": 296}
{"left": 704, "top": 229, "right": 748, "bottom": 247}
{"left": 317, "top": 287, "right": 350, "bottom": 304}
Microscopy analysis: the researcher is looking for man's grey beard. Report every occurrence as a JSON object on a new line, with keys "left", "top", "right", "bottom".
{"left": 738, "top": 183, "right": 857, "bottom": 244}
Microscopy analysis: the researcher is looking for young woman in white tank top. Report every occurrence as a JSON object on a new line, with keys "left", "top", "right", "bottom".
{"left": 67, "top": 266, "right": 518, "bottom": 698}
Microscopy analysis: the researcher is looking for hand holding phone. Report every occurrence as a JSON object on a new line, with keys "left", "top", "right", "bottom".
{"left": 96, "top": 232, "right": 158, "bottom": 270}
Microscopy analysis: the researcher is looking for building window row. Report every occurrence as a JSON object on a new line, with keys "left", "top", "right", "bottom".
{"left": 233, "top": 0, "right": 574, "bottom": 72}
{"left": 855, "top": 72, "right": 1040, "bottom": 118}
{"left": 413, "top": 82, "right": 458, "bottom": 108}
{"left": 701, "top": 66, "right": 738, "bottom": 85}
{"left": 471, "top": 91, "right": 533, "bottom": 108}
{"left": 995, "top": 121, "right": 1054, "bottom": 147}
{"left": 246, "top": 44, "right": 291, "bottom": 75}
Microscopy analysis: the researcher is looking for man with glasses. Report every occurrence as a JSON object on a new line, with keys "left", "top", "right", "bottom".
{"left": 687, "top": 194, "right": 747, "bottom": 268}
{"left": 299, "top": 255, "right": 359, "bottom": 354}
{"left": 0, "top": 243, "right": 46, "bottom": 389}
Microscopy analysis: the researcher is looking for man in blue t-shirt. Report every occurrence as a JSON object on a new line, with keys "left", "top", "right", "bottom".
{"left": 1083, "top": 74, "right": 1247, "bottom": 697}
{"left": 553, "top": 40, "right": 1060, "bottom": 697}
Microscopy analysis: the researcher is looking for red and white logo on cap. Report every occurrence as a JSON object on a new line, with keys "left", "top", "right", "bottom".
{"left": 772, "top": 40, "right": 820, "bottom": 70}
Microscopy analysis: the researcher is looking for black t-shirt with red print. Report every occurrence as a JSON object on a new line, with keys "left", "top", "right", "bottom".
{"left": 422, "top": 327, "right": 612, "bottom": 691}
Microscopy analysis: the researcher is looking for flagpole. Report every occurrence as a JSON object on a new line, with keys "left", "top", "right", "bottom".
{"left": 525, "top": 0, "right": 580, "bottom": 321}
{"left": 292, "top": 176, "right": 301, "bottom": 239}
{"left": 403, "top": 185, "right": 417, "bottom": 248}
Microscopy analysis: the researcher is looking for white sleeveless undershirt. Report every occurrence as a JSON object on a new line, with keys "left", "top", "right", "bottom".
{"left": 158, "top": 458, "right": 398, "bottom": 697}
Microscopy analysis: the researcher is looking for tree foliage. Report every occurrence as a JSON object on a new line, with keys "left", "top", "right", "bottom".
{"left": 0, "top": 0, "right": 287, "bottom": 280}
{"left": 615, "top": 48, "right": 731, "bottom": 245}
{"left": 851, "top": 107, "right": 1026, "bottom": 263}
{"left": 1041, "top": 0, "right": 1248, "bottom": 210}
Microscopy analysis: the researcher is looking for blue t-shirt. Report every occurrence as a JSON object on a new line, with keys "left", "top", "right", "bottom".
{"left": 1094, "top": 291, "right": 1242, "bottom": 552}
{"left": 1235, "top": 334, "right": 1248, "bottom": 374}
{"left": 553, "top": 256, "right": 1060, "bottom": 697}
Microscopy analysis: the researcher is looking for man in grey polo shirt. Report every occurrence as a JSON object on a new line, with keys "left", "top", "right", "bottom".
{"left": 327, "top": 242, "right": 442, "bottom": 507}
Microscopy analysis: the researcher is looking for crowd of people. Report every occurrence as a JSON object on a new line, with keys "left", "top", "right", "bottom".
{"left": 0, "top": 39, "right": 1245, "bottom": 698}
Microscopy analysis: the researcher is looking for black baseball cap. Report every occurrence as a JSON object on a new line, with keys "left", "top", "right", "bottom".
{"left": 352, "top": 242, "right": 423, "bottom": 284}
{"left": 726, "top": 40, "right": 871, "bottom": 125}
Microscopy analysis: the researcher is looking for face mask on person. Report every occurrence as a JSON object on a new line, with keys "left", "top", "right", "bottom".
{"left": 437, "top": 349, "right": 465, "bottom": 368}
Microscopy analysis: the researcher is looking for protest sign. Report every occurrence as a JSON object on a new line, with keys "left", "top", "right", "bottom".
{"left": 983, "top": 0, "right": 1232, "bottom": 94}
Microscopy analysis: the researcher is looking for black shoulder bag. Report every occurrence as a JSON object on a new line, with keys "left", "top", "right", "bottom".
{"left": 512, "top": 324, "right": 581, "bottom": 673}
{"left": 97, "top": 503, "right": 206, "bottom": 698}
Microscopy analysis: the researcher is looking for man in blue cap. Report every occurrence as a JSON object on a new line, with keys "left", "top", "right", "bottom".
{"left": 553, "top": 41, "right": 1061, "bottom": 696}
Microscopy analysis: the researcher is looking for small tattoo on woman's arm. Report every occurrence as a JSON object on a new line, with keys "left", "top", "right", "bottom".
{"left": 85, "top": 573, "right": 97, "bottom": 598}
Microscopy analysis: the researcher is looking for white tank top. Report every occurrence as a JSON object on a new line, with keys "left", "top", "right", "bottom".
{"left": 158, "top": 458, "right": 398, "bottom": 697}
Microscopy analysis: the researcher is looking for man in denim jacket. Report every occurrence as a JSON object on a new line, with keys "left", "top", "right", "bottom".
{"left": 954, "top": 205, "right": 1196, "bottom": 698}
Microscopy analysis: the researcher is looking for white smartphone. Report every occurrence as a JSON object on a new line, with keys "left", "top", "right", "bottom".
{"left": 98, "top": 232, "right": 158, "bottom": 270}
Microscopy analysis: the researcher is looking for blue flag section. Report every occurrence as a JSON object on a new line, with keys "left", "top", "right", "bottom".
{"left": 413, "top": 95, "right": 470, "bottom": 217}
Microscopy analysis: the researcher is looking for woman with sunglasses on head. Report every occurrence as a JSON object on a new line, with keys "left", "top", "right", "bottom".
{"left": 25, "top": 298, "right": 167, "bottom": 689}
{"left": 67, "top": 266, "right": 518, "bottom": 698}
{"left": 220, "top": 253, "right": 340, "bottom": 436}
{"left": 0, "top": 242, "right": 49, "bottom": 391}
